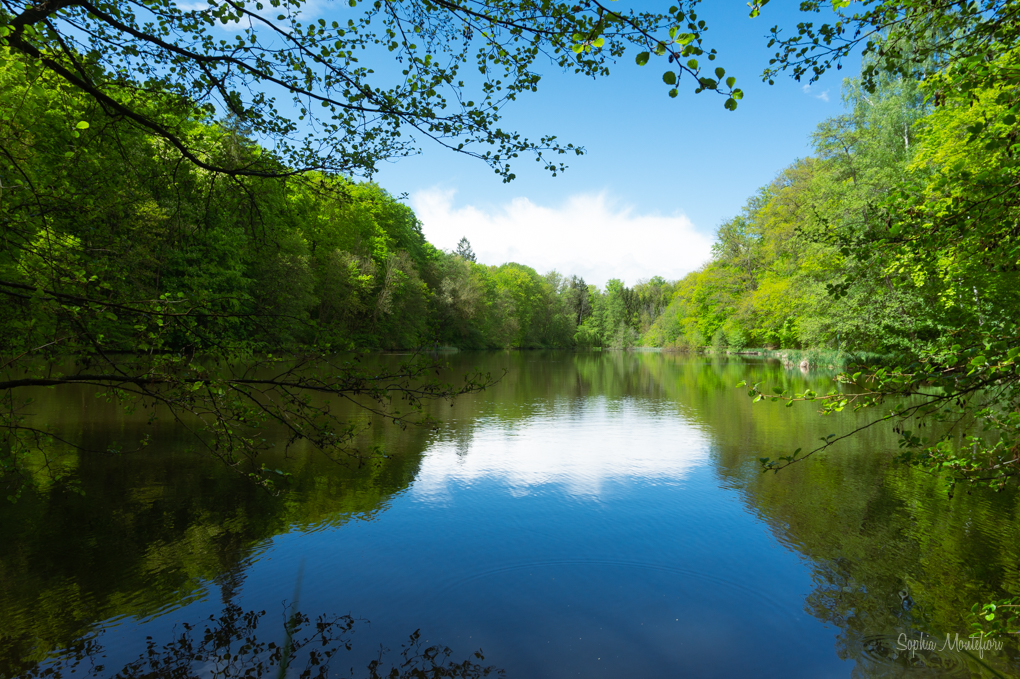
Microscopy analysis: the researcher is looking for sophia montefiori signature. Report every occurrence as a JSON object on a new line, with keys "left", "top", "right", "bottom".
{"left": 897, "top": 631, "right": 1005, "bottom": 659}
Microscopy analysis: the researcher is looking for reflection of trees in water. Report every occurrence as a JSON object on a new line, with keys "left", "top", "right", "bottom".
{"left": 9, "top": 352, "right": 1020, "bottom": 678}
{"left": 710, "top": 392, "right": 1020, "bottom": 677}
{"left": 803, "top": 558, "right": 974, "bottom": 677}
{"left": 805, "top": 556, "right": 1020, "bottom": 678}
{"left": 14, "top": 604, "right": 503, "bottom": 679}
{"left": 0, "top": 411, "right": 431, "bottom": 670}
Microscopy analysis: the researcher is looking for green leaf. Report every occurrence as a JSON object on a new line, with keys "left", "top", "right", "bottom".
{"left": 635, "top": 51, "right": 650, "bottom": 66}
{"left": 76, "top": 121, "right": 90, "bottom": 130}
{"left": 662, "top": 71, "right": 677, "bottom": 85}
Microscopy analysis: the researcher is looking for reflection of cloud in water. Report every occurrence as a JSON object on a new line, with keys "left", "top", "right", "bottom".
{"left": 412, "top": 398, "right": 710, "bottom": 501}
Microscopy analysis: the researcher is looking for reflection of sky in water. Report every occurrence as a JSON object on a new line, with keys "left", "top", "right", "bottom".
{"left": 239, "top": 394, "right": 844, "bottom": 679}
{"left": 16, "top": 356, "right": 1017, "bottom": 679}
{"left": 412, "top": 398, "right": 711, "bottom": 502}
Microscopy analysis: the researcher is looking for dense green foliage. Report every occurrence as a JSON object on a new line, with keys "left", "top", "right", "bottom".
{"left": 0, "top": 48, "right": 663, "bottom": 358}
{"left": 0, "top": 56, "right": 432, "bottom": 353}
{"left": 0, "top": 38, "right": 697, "bottom": 357}
{"left": 655, "top": 3, "right": 1020, "bottom": 503}
{"left": 0, "top": 0, "right": 744, "bottom": 182}
{"left": 643, "top": 76, "right": 931, "bottom": 353}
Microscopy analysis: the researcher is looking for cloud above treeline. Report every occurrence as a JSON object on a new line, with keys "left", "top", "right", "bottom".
{"left": 410, "top": 188, "right": 713, "bottom": 288}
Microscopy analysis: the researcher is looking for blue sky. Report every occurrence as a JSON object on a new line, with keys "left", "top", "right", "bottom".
{"left": 330, "top": 2, "right": 857, "bottom": 285}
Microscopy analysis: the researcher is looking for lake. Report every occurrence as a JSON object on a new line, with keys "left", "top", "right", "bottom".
{"left": 1, "top": 352, "right": 1018, "bottom": 678}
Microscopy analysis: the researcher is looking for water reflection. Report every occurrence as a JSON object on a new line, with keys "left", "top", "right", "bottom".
{"left": 413, "top": 398, "right": 709, "bottom": 501}
{"left": 708, "top": 359, "right": 1020, "bottom": 677}
{"left": 13, "top": 603, "right": 503, "bottom": 679}
{"left": 853, "top": 634, "right": 973, "bottom": 678}
{"left": 2, "top": 352, "right": 1019, "bottom": 678}
{"left": 0, "top": 413, "right": 428, "bottom": 675}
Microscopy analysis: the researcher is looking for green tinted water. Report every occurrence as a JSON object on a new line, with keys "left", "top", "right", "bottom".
{"left": 1, "top": 352, "right": 1017, "bottom": 678}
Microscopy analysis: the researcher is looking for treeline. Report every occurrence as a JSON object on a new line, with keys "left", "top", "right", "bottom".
{"left": 449, "top": 61, "right": 1019, "bottom": 357}
{"left": 0, "top": 56, "right": 676, "bottom": 353}
{"left": 642, "top": 73, "right": 991, "bottom": 355}
{"left": 6, "top": 48, "right": 1007, "bottom": 358}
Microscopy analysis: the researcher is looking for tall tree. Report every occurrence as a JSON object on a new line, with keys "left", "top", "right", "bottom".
{"left": 455, "top": 237, "right": 477, "bottom": 263}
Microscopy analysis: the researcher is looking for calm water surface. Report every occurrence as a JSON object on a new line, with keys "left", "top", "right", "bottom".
{"left": 2, "top": 353, "right": 1019, "bottom": 678}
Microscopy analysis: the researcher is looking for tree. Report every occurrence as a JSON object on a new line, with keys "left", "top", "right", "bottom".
{"left": 758, "top": 0, "right": 1020, "bottom": 95}
{"left": 0, "top": 0, "right": 745, "bottom": 182}
{"left": 455, "top": 237, "right": 477, "bottom": 263}
{"left": 564, "top": 275, "right": 592, "bottom": 327}
{"left": 745, "top": 3, "right": 1020, "bottom": 493}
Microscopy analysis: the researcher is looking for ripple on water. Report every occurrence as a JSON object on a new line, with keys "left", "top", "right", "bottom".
{"left": 852, "top": 634, "right": 971, "bottom": 678}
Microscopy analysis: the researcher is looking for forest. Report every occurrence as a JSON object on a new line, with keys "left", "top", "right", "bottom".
{"left": 2, "top": 0, "right": 1019, "bottom": 495}
{"left": 0, "top": 50, "right": 702, "bottom": 354}
{"left": 0, "top": 52, "right": 964, "bottom": 355}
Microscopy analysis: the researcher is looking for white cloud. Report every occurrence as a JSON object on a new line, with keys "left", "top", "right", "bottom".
{"left": 410, "top": 188, "right": 713, "bottom": 287}
{"left": 801, "top": 84, "right": 830, "bottom": 103}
